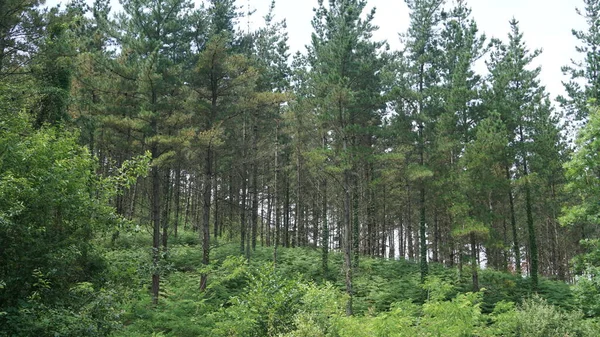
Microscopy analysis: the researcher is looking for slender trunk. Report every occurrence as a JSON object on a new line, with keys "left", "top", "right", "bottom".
{"left": 502, "top": 218, "right": 509, "bottom": 272}
{"left": 384, "top": 185, "right": 393, "bottom": 258}
{"left": 296, "top": 149, "right": 304, "bottom": 247}
{"left": 150, "top": 85, "right": 161, "bottom": 304}
{"left": 322, "top": 135, "right": 329, "bottom": 276}
{"left": 213, "top": 152, "right": 219, "bottom": 240}
{"left": 506, "top": 164, "right": 521, "bottom": 274}
{"left": 367, "top": 170, "right": 375, "bottom": 257}
{"left": 417, "top": 57, "right": 428, "bottom": 282}
{"left": 266, "top": 185, "right": 272, "bottom": 247}
{"left": 162, "top": 170, "right": 171, "bottom": 250}
{"left": 322, "top": 178, "right": 329, "bottom": 277}
{"left": 550, "top": 182, "right": 565, "bottom": 280}
{"left": 344, "top": 168, "right": 353, "bottom": 316}
{"left": 241, "top": 119, "right": 248, "bottom": 255}
{"left": 261, "top": 208, "right": 265, "bottom": 247}
{"left": 240, "top": 173, "right": 247, "bottom": 255}
{"left": 200, "top": 147, "right": 212, "bottom": 291}
{"left": 471, "top": 233, "right": 479, "bottom": 291}
{"left": 284, "top": 178, "right": 290, "bottom": 248}
{"left": 517, "top": 122, "right": 538, "bottom": 289}
{"left": 352, "top": 177, "right": 360, "bottom": 268}
{"left": 406, "top": 183, "right": 414, "bottom": 260}
{"left": 274, "top": 121, "right": 280, "bottom": 264}
{"left": 151, "top": 147, "right": 161, "bottom": 305}
{"left": 184, "top": 177, "right": 191, "bottom": 230}
{"left": 343, "top": 133, "right": 353, "bottom": 316}
{"left": 399, "top": 213, "right": 404, "bottom": 259}
{"left": 174, "top": 167, "right": 181, "bottom": 238}
{"left": 229, "top": 172, "right": 234, "bottom": 241}
{"left": 380, "top": 190, "right": 386, "bottom": 258}
{"left": 419, "top": 123, "right": 428, "bottom": 283}
{"left": 250, "top": 109, "right": 258, "bottom": 251}
{"left": 312, "top": 195, "right": 318, "bottom": 248}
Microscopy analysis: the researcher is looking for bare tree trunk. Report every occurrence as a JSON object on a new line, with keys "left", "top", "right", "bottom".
{"left": 506, "top": 165, "right": 521, "bottom": 274}
{"left": 406, "top": 183, "right": 414, "bottom": 260}
{"left": 343, "top": 134, "right": 353, "bottom": 316}
{"left": 471, "top": 233, "right": 479, "bottom": 291}
{"left": 200, "top": 147, "right": 212, "bottom": 292}
{"left": 213, "top": 152, "right": 219, "bottom": 240}
{"left": 322, "top": 134, "right": 329, "bottom": 276}
{"left": 174, "top": 168, "right": 181, "bottom": 238}
{"left": 274, "top": 121, "right": 280, "bottom": 264}
{"left": 162, "top": 170, "right": 171, "bottom": 250}
{"left": 284, "top": 178, "right": 290, "bottom": 248}
{"left": 240, "top": 173, "right": 247, "bottom": 255}
{"left": 151, "top": 146, "right": 161, "bottom": 305}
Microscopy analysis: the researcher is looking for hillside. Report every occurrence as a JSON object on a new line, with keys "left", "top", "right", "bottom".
{"left": 101, "top": 231, "right": 595, "bottom": 337}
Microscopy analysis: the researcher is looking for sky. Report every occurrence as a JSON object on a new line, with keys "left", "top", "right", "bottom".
{"left": 245, "top": 0, "right": 586, "bottom": 100}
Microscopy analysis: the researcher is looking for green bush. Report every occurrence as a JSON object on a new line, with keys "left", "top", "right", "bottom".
{"left": 486, "top": 295, "right": 596, "bottom": 337}
{"left": 212, "top": 263, "right": 306, "bottom": 337}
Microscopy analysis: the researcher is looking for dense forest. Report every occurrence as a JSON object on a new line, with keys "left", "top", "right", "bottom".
{"left": 2, "top": 0, "right": 600, "bottom": 335}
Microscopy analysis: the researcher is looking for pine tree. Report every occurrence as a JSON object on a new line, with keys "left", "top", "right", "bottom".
{"left": 0, "top": 0, "right": 43, "bottom": 76}
{"left": 89, "top": 0, "right": 194, "bottom": 304}
{"left": 307, "top": 0, "right": 387, "bottom": 315}
{"left": 486, "top": 19, "right": 551, "bottom": 290}
{"left": 435, "top": 0, "right": 487, "bottom": 290}
{"left": 402, "top": 0, "right": 446, "bottom": 282}
{"left": 558, "top": 0, "right": 600, "bottom": 123}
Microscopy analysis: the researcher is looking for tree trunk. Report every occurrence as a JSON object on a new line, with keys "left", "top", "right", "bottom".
{"left": 213, "top": 152, "right": 219, "bottom": 240}
{"left": 343, "top": 134, "right": 353, "bottom": 316}
{"left": 200, "top": 147, "right": 212, "bottom": 291}
{"left": 506, "top": 164, "right": 521, "bottom": 274}
{"left": 524, "top": 168, "right": 538, "bottom": 290}
{"left": 284, "top": 177, "right": 290, "bottom": 248}
{"left": 162, "top": 170, "right": 171, "bottom": 250}
{"left": 296, "top": 150, "right": 304, "bottom": 247}
{"left": 151, "top": 146, "right": 161, "bottom": 305}
{"left": 266, "top": 185, "right": 272, "bottom": 247}
{"left": 471, "top": 233, "right": 479, "bottom": 291}
{"left": 174, "top": 168, "right": 181, "bottom": 238}
{"left": 322, "top": 135, "right": 329, "bottom": 276}
{"left": 352, "top": 174, "right": 360, "bottom": 267}
{"left": 274, "top": 121, "right": 280, "bottom": 264}
{"left": 419, "top": 123, "right": 428, "bottom": 283}
{"left": 250, "top": 108, "right": 259, "bottom": 251}
{"left": 406, "top": 183, "right": 414, "bottom": 260}
{"left": 240, "top": 172, "right": 247, "bottom": 255}
{"left": 344, "top": 168, "right": 353, "bottom": 316}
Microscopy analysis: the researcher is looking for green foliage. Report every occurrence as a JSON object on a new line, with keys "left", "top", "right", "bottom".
{"left": 572, "top": 240, "right": 600, "bottom": 317}
{"left": 562, "top": 108, "right": 600, "bottom": 230}
{"left": 3, "top": 0, "right": 600, "bottom": 335}
{"left": 213, "top": 263, "right": 305, "bottom": 337}
{"left": 0, "top": 104, "right": 146, "bottom": 335}
{"left": 485, "top": 296, "right": 596, "bottom": 337}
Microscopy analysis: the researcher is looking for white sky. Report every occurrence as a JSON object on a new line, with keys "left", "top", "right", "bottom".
{"left": 246, "top": 0, "right": 586, "bottom": 100}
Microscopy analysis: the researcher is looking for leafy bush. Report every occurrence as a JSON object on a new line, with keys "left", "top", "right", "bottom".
{"left": 1, "top": 283, "right": 122, "bottom": 337}
{"left": 212, "top": 263, "right": 306, "bottom": 337}
{"left": 485, "top": 296, "right": 596, "bottom": 337}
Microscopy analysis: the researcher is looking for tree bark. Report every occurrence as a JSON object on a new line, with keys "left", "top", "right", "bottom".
{"left": 151, "top": 146, "right": 161, "bottom": 305}
{"left": 200, "top": 147, "right": 212, "bottom": 291}
{"left": 506, "top": 164, "right": 521, "bottom": 274}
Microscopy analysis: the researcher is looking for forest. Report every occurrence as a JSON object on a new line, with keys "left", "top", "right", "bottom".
{"left": 1, "top": 0, "right": 600, "bottom": 335}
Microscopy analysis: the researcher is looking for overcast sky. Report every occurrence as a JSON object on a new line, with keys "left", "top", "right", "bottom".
{"left": 245, "top": 0, "right": 586, "bottom": 100}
